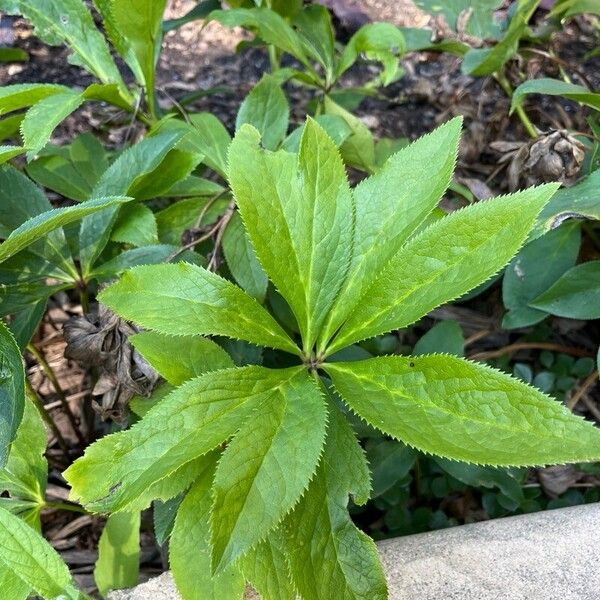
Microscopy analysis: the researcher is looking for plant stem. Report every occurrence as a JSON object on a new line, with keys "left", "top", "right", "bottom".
{"left": 25, "top": 380, "right": 70, "bottom": 459}
{"left": 44, "top": 501, "right": 89, "bottom": 515}
{"left": 268, "top": 45, "right": 280, "bottom": 73}
{"left": 27, "top": 343, "right": 85, "bottom": 444}
{"left": 494, "top": 72, "right": 538, "bottom": 139}
{"left": 78, "top": 282, "right": 90, "bottom": 315}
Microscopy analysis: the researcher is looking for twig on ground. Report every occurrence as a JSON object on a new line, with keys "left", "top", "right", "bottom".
{"left": 27, "top": 343, "right": 85, "bottom": 444}
{"left": 468, "top": 342, "right": 594, "bottom": 361}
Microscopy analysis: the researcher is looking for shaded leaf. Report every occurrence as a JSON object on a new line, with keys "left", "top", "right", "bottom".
{"left": 236, "top": 76, "right": 289, "bottom": 150}
{"left": 0, "top": 321, "right": 25, "bottom": 468}
{"left": 530, "top": 261, "right": 600, "bottom": 319}
{"left": 94, "top": 511, "right": 140, "bottom": 597}
{"left": 413, "top": 320, "right": 464, "bottom": 356}
{"left": 130, "top": 331, "right": 233, "bottom": 385}
{"left": 170, "top": 453, "right": 245, "bottom": 600}
{"left": 222, "top": 211, "right": 268, "bottom": 302}
{"left": 512, "top": 78, "right": 600, "bottom": 113}
{"left": 503, "top": 223, "right": 581, "bottom": 328}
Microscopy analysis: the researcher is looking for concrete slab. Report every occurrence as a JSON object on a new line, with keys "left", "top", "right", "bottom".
{"left": 109, "top": 503, "right": 600, "bottom": 600}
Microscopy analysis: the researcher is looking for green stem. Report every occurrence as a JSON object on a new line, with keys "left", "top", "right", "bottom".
{"left": 78, "top": 282, "right": 90, "bottom": 315}
{"left": 27, "top": 343, "right": 85, "bottom": 444}
{"left": 25, "top": 380, "right": 70, "bottom": 458}
{"left": 495, "top": 72, "right": 537, "bottom": 139}
{"left": 44, "top": 501, "right": 89, "bottom": 515}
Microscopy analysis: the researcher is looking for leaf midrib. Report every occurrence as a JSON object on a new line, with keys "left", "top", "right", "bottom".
{"left": 344, "top": 370, "right": 588, "bottom": 445}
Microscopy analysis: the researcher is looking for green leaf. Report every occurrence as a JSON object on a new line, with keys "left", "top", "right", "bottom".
{"left": 155, "top": 196, "right": 229, "bottom": 245}
{"left": 90, "top": 245, "right": 181, "bottom": 280}
{"left": 0, "top": 47, "right": 28, "bottom": 62}
{"left": 163, "top": 0, "right": 221, "bottom": 32}
{"left": 512, "top": 78, "right": 600, "bottom": 113}
{"left": 323, "top": 95, "right": 376, "bottom": 172}
{"left": 327, "top": 184, "right": 559, "bottom": 354}
{"left": 294, "top": 4, "right": 335, "bottom": 77}
{"left": 170, "top": 452, "right": 245, "bottom": 600}
{"left": 26, "top": 154, "right": 93, "bottom": 201}
{"left": 0, "top": 398, "right": 47, "bottom": 515}
{"left": 78, "top": 130, "right": 184, "bottom": 274}
{"left": 530, "top": 261, "right": 600, "bottom": 319}
{"left": 209, "top": 7, "right": 311, "bottom": 67}
{"left": 0, "top": 506, "right": 80, "bottom": 600}
{"left": 21, "top": 91, "right": 85, "bottom": 157}
{"left": 163, "top": 175, "right": 224, "bottom": 198}
{"left": 283, "top": 402, "right": 386, "bottom": 600}
{"left": 0, "top": 321, "right": 25, "bottom": 468}
{"left": 366, "top": 439, "right": 415, "bottom": 498}
{"left": 111, "top": 0, "right": 168, "bottom": 95}
{"left": 0, "top": 195, "right": 132, "bottom": 263}
{"left": 414, "top": 0, "right": 503, "bottom": 39}
{"left": 99, "top": 263, "right": 298, "bottom": 354}
{"left": 92, "top": 0, "right": 143, "bottom": 84}
{"left": 503, "top": 223, "right": 581, "bottom": 328}
{"left": 64, "top": 366, "right": 305, "bottom": 512}
{"left": 110, "top": 204, "right": 158, "bottom": 247}
{"left": 0, "top": 113, "right": 24, "bottom": 142}
{"left": 281, "top": 115, "right": 352, "bottom": 153}
{"left": 153, "top": 495, "right": 182, "bottom": 546}
{"left": 0, "top": 165, "right": 77, "bottom": 278}
{"left": 94, "top": 511, "right": 140, "bottom": 597}
{"left": 325, "top": 355, "right": 600, "bottom": 465}
{"left": 12, "top": 0, "right": 126, "bottom": 91}
{"left": 549, "top": 0, "right": 600, "bottom": 18}
{"left": 461, "top": 0, "right": 539, "bottom": 76}
{"left": 0, "top": 83, "right": 69, "bottom": 115}
{"left": 532, "top": 169, "right": 600, "bottom": 238}
{"left": 413, "top": 320, "right": 464, "bottom": 356}
{"left": 240, "top": 532, "right": 295, "bottom": 600}
{"left": 69, "top": 132, "right": 107, "bottom": 187}
{"left": 318, "top": 117, "right": 462, "bottom": 352}
{"left": 0, "top": 565, "right": 28, "bottom": 600}
{"left": 337, "top": 23, "right": 406, "bottom": 86}
{"left": 0, "top": 145, "right": 24, "bottom": 165}
{"left": 130, "top": 331, "right": 233, "bottom": 385}
{"left": 187, "top": 113, "right": 232, "bottom": 178}
{"left": 434, "top": 458, "right": 524, "bottom": 505}
{"left": 229, "top": 120, "right": 353, "bottom": 353}
{"left": 9, "top": 300, "right": 46, "bottom": 351}
{"left": 222, "top": 211, "right": 268, "bottom": 302}
{"left": 211, "top": 370, "right": 326, "bottom": 572}
{"left": 236, "top": 76, "right": 289, "bottom": 151}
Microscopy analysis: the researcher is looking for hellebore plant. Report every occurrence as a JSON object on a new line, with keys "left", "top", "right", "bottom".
{"left": 64, "top": 118, "right": 600, "bottom": 600}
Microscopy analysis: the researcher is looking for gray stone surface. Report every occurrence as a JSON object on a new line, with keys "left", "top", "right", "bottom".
{"left": 109, "top": 503, "right": 600, "bottom": 600}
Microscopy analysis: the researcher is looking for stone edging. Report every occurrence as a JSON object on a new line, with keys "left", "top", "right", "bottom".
{"left": 109, "top": 503, "right": 600, "bottom": 599}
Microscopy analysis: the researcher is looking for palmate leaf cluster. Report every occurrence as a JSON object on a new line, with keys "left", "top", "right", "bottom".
{"left": 63, "top": 118, "right": 600, "bottom": 600}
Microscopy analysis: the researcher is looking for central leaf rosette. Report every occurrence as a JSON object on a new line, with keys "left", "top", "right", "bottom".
{"left": 64, "top": 118, "right": 600, "bottom": 600}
